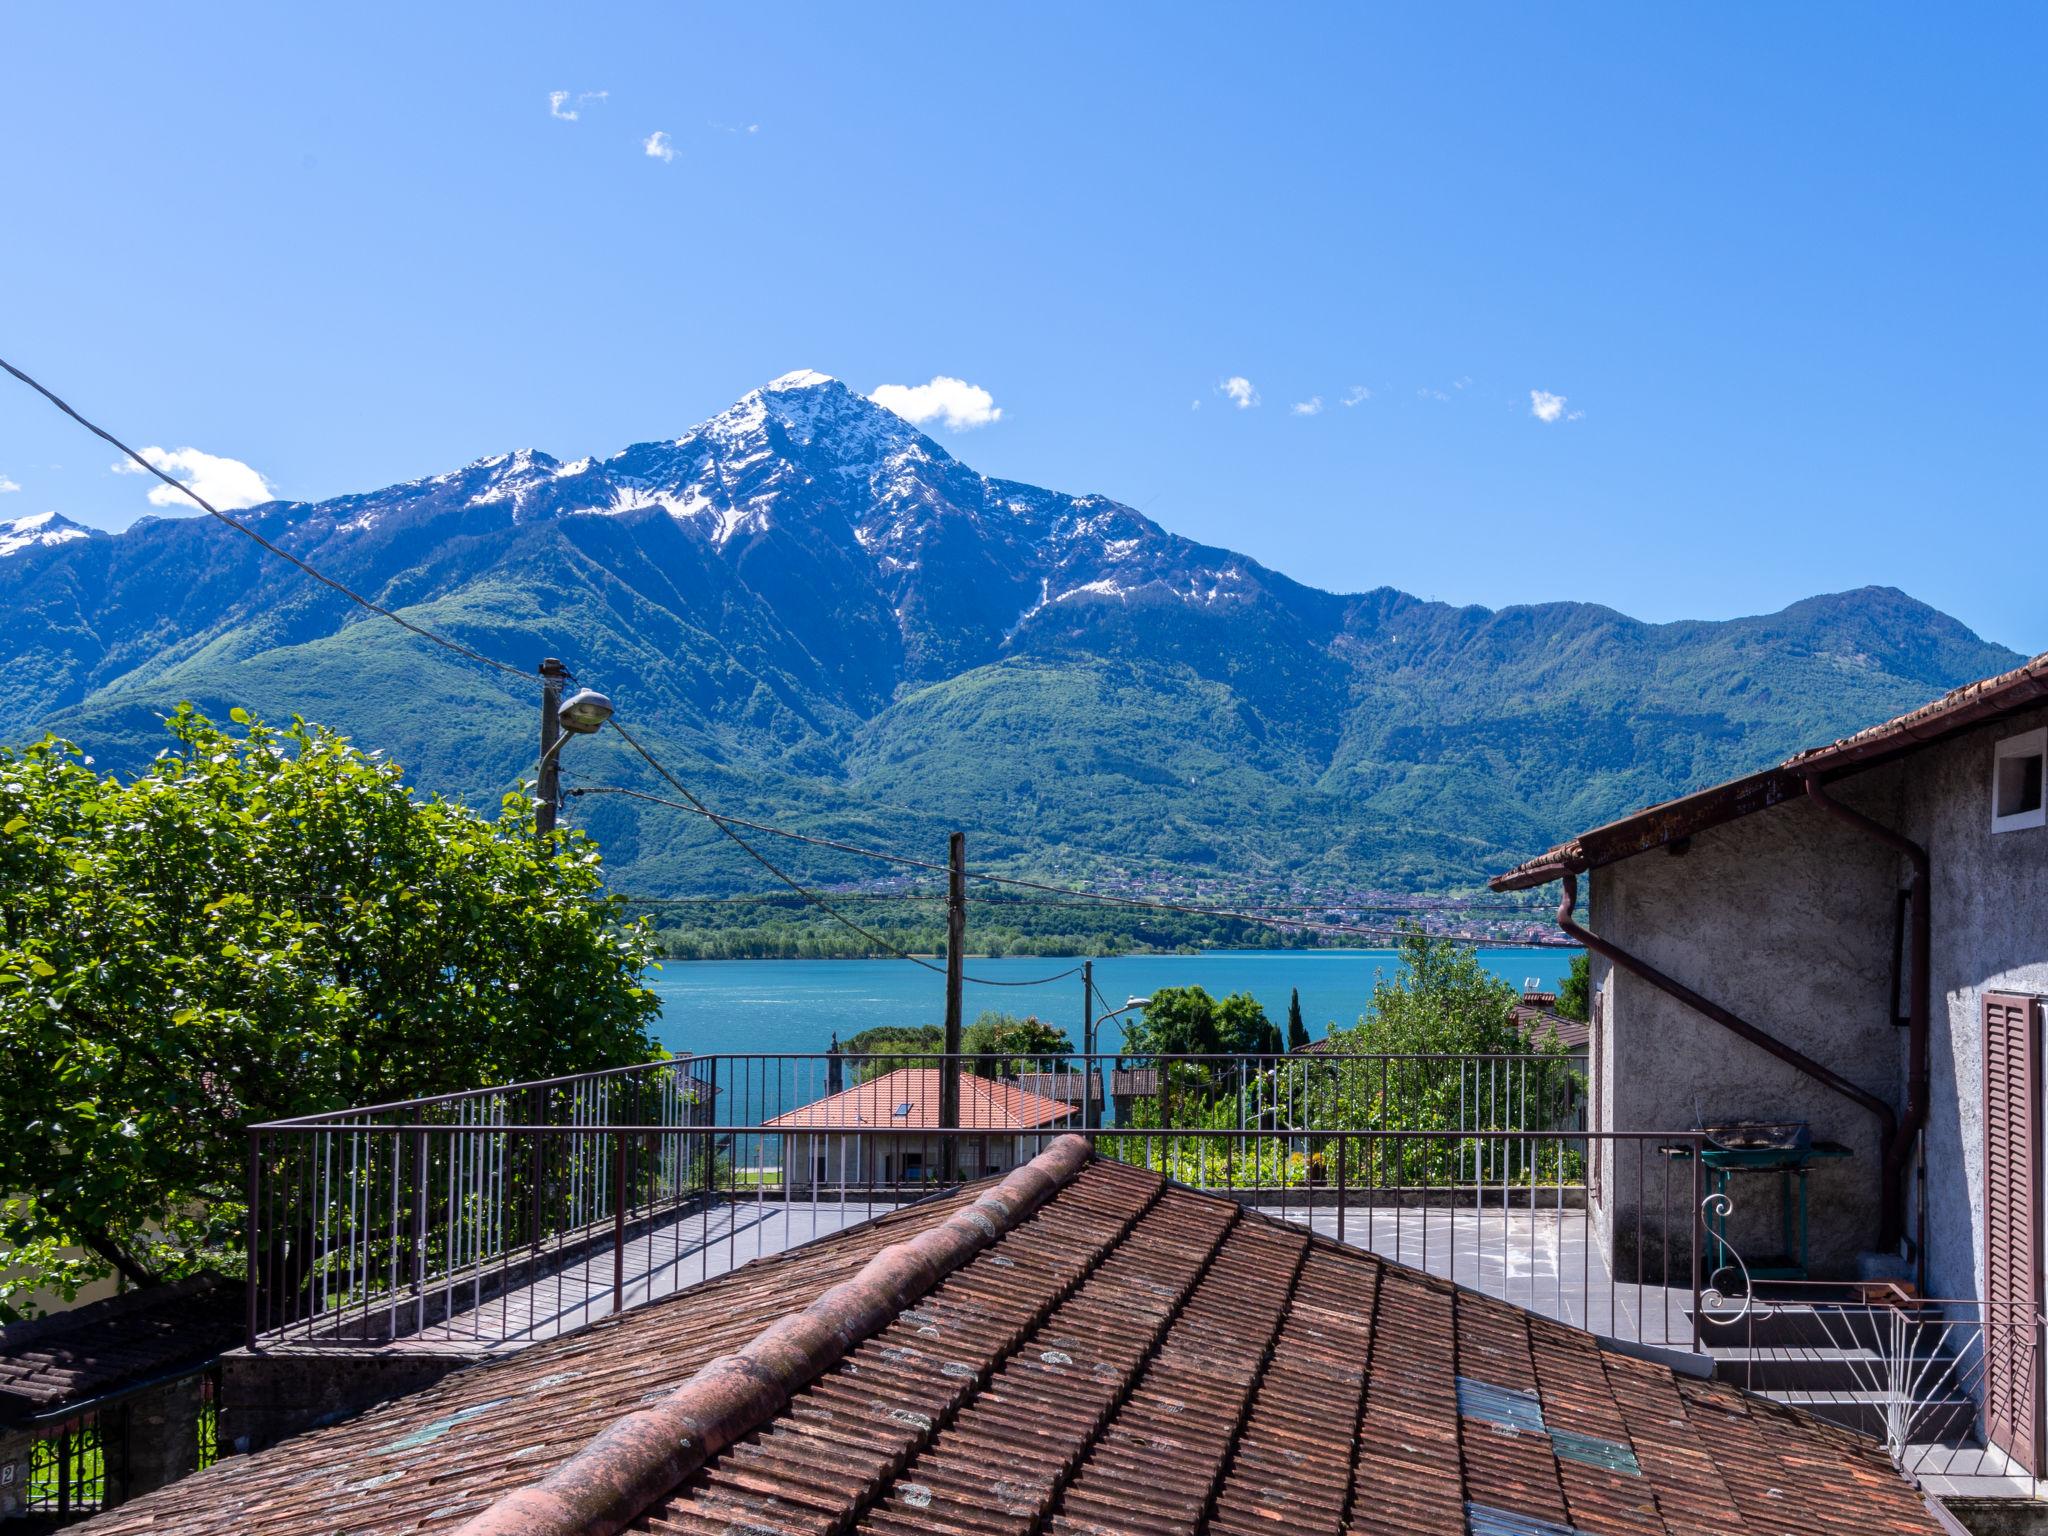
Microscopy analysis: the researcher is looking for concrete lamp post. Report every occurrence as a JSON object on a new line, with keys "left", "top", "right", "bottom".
{"left": 536, "top": 655, "right": 614, "bottom": 839}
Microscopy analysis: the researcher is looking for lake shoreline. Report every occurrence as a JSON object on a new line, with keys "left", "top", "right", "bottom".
{"left": 646, "top": 945, "right": 1581, "bottom": 1062}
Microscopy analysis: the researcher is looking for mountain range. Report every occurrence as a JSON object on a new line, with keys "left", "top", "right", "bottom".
{"left": 0, "top": 370, "right": 2023, "bottom": 897}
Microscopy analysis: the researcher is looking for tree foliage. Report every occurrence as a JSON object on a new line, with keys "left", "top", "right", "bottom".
{"left": 840, "top": 1024, "right": 944, "bottom": 1083}
{"left": 1286, "top": 988, "right": 1309, "bottom": 1053}
{"left": 960, "top": 1012, "right": 1074, "bottom": 1078}
{"left": 0, "top": 708, "right": 659, "bottom": 1317}
{"left": 1121, "top": 985, "right": 1273, "bottom": 1058}
{"left": 1555, "top": 952, "right": 1590, "bottom": 1021}
{"left": 1343, "top": 926, "right": 1523, "bottom": 1056}
{"left": 839, "top": 1015, "right": 1076, "bottom": 1083}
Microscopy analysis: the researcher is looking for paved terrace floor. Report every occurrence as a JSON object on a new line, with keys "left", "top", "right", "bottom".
{"left": 303, "top": 1188, "right": 1701, "bottom": 1357}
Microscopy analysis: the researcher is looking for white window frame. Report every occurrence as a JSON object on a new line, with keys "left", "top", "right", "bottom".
{"left": 1992, "top": 728, "right": 2048, "bottom": 834}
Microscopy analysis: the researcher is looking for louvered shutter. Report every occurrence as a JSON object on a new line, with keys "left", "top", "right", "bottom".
{"left": 1983, "top": 990, "right": 2044, "bottom": 1474}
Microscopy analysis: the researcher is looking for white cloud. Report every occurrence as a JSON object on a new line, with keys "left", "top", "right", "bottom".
{"left": 1453, "top": 375, "right": 1472, "bottom": 391}
{"left": 113, "top": 446, "right": 273, "bottom": 510}
{"left": 1529, "top": 389, "right": 1570, "bottom": 424}
{"left": 1418, "top": 386, "right": 1449, "bottom": 403}
{"left": 0, "top": 475, "right": 18, "bottom": 494}
{"left": 1219, "top": 376, "right": 1259, "bottom": 409}
{"left": 1341, "top": 385, "right": 1371, "bottom": 407}
{"left": 549, "top": 89, "right": 607, "bottom": 121}
{"left": 869, "top": 376, "right": 1002, "bottom": 431}
{"left": 643, "top": 130, "right": 676, "bottom": 162}
{"left": 1290, "top": 396, "right": 1324, "bottom": 417}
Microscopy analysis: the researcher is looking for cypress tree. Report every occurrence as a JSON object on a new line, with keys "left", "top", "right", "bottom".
{"left": 1286, "top": 988, "right": 1309, "bottom": 1053}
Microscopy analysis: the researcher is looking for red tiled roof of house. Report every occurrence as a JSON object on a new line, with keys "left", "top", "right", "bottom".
{"left": 0, "top": 1275, "right": 243, "bottom": 1428}
{"left": 82, "top": 1138, "right": 1947, "bottom": 1536}
{"left": 1015, "top": 1069, "right": 1103, "bottom": 1107}
{"left": 761, "top": 1066, "right": 1077, "bottom": 1131}
{"left": 1512, "top": 1003, "right": 1592, "bottom": 1052}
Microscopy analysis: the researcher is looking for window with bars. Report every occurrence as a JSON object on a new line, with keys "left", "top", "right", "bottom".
{"left": 196, "top": 1368, "right": 222, "bottom": 1471}
{"left": 28, "top": 1411, "right": 106, "bottom": 1517}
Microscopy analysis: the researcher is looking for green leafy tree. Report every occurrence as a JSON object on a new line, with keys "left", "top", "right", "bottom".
{"left": 0, "top": 708, "right": 659, "bottom": 1318}
{"left": 1287, "top": 926, "right": 1578, "bottom": 1180}
{"left": 842, "top": 1024, "right": 944, "bottom": 1082}
{"left": 1286, "top": 988, "right": 1309, "bottom": 1052}
{"left": 1555, "top": 953, "right": 1591, "bottom": 1022}
{"left": 960, "top": 1012, "right": 1075, "bottom": 1078}
{"left": 1124, "top": 985, "right": 1273, "bottom": 1058}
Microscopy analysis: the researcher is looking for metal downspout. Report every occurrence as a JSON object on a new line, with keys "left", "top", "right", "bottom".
{"left": 1555, "top": 870, "right": 1903, "bottom": 1251}
{"left": 1804, "top": 775, "right": 1931, "bottom": 1275}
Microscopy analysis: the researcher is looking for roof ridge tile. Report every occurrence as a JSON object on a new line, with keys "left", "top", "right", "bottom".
{"left": 450, "top": 1133, "right": 1094, "bottom": 1536}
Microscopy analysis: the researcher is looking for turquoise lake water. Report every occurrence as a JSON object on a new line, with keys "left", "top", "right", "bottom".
{"left": 647, "top": 946, "right": 1577, "bottom": 1060}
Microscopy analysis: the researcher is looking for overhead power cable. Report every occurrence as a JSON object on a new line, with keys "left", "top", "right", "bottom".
{"left": 600, "top": 717, "right": 1081, "bottom": 987}
{"left": 577, "top": 760, "right": 1572, "bottom": 949}
{"left": 576, "top": 784, "right": 939, "bottom": 872}
{"left": 0, "top": 355, "right": 533, "bottom": 682}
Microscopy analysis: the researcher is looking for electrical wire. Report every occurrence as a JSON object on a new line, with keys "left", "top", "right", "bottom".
{"left": 601, "top": 717, "right": 1081, "bottom": 986}
{"left": 1, "top": 355, "right": 534, "bottom": 682}
{"left": 580, "top": 748, "right": 1572, "bottom": 949}
{"left": 5, "top": 360, "right": 1565, "bottom": 967}
{"left": 574, "top": 784, "right": 940, "bottom": 872}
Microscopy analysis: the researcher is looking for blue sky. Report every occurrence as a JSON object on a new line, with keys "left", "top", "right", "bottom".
{"left": 3, "top": 5, "right": 2043, "bottom": 653}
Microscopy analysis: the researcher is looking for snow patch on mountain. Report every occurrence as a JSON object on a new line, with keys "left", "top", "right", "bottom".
{"left": 0, "top": 510, "right": 94, "bottom": 557}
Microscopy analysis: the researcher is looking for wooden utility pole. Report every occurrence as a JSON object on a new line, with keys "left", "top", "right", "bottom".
{"left": 1081, "top": 960, "right": 1095, "bottom": 1131}
{"left": 536, "top": 657, "right": 567, "bottom": 840}
{"left": 941, "top": 831, "right": 966, "bottom": 1179}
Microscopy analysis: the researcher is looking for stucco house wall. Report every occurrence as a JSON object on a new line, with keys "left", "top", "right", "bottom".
{"left": 1891, "top": 701, "right": 2048, "bottom": 1304}
{"left": 1587, "top": 765, "right": 1907, "bottom": 1277}
{"left": 1586, "top": 701, "right": 2048, "bottom": 1293}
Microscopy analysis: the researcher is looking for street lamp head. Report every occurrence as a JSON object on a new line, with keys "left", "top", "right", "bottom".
{"left": 1126, "top": 996, "right": 1150, "bottom": 1009}
{"left": 557, "top": 688, "right": 614, "bottom": 735}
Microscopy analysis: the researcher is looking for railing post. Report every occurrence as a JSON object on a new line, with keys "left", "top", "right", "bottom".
{"left": 1336, "top": 1132, "right": 1346, "bottom": 1247}
{"left": 1690, "top": 1132, "right": 1704, "bottom": 1353}
{"left": 529, "top": 1087, "right": 545, "bottom": 1259}
{"left": 245, "top": 1129, "right": 262, "bottom": 1347}
{"left": 940, "top": 832, "right": 965, "bottom": 1181}
{"left": 612, "top": 1127, "right": 627, "bottom": 1315}
{"left": 410, "top": 1128, "right": 428, "bottom": 1336}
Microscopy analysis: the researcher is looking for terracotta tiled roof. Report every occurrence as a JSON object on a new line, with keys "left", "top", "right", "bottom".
{"left": 761, "top": 1066, "right": 1077, "bottom": 1131}
{"left": 1491, "top": 647, "right": 2048, "bottom": 892}
{"left": 1009, "top": 1069, "right": 1161, "bottom": 1103}
{"left": 0, "top": 1275, "right": 242, "bottom": 1427}
{"left": 72, "top": 1181, "right": 1013, "bottom": 1536}
{"left": 1015, "top": 1070, "right": 1103, "bottom": 1107}
{"left": 1512, "top": 1004, "right": 1591, "bottom": 1052}
{"left": 84, "top": 1139, "right": 1947, "bottom": 1536}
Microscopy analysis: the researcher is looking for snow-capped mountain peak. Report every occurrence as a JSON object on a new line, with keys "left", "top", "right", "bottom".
{"left": 0, "top": 510, "right": 97, "bottom": 558}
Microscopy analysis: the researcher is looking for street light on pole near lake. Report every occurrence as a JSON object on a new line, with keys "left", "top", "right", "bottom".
{"left": 535, "top": 656, "right": 614, "bottom": 841}
{"left": 1083, "top": 995, "right": 1149, "bottom": 1131}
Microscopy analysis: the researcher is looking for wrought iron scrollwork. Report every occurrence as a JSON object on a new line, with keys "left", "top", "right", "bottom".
{"left": 1697, "top": 1191, "right": 1775, "bottom": 1322}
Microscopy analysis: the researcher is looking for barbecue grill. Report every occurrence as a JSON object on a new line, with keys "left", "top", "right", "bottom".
{"left": 1662, "top": 1118, "right": 1850, "bottom": 1281}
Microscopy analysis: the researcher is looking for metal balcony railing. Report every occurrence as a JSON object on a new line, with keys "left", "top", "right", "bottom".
{"left": 244, "top": 1050, "right": 1697, "bottom": 1359}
